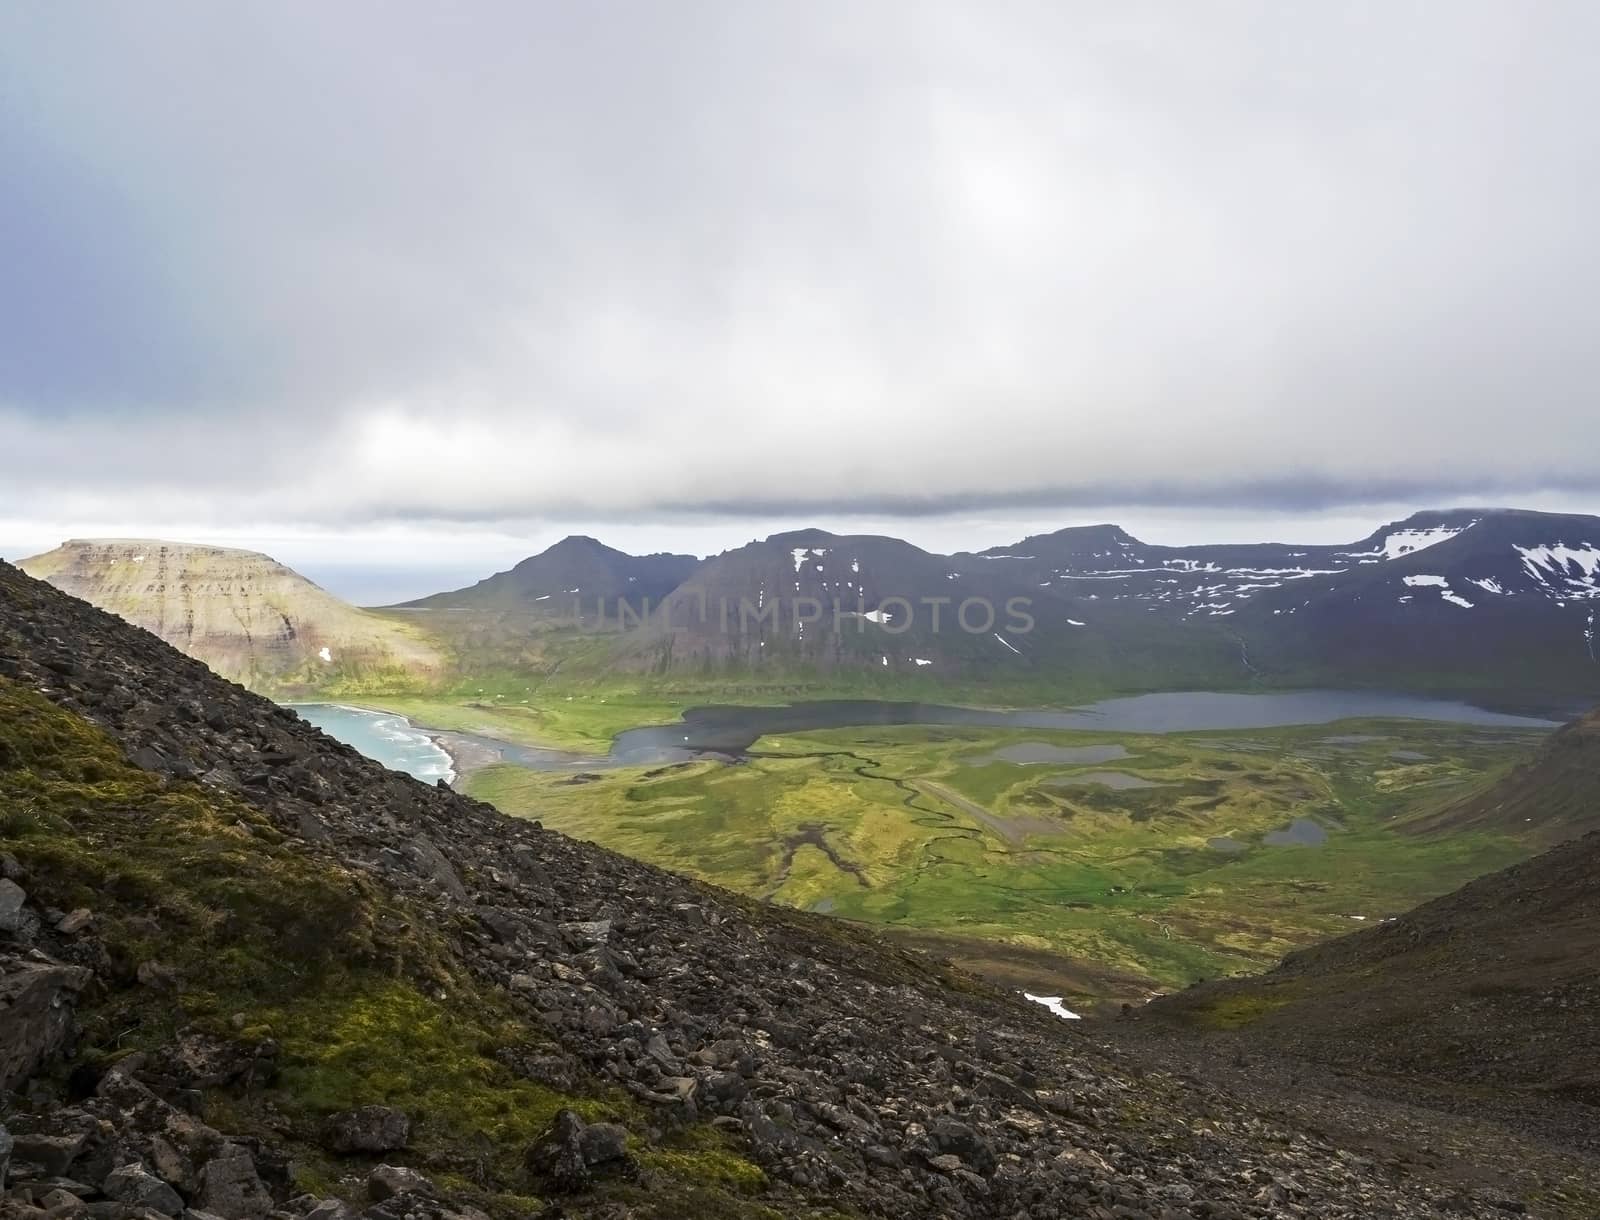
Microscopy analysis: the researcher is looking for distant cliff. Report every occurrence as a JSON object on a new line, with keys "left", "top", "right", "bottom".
{"left": 17, "top": 539, "right": 444, "bottom": 693}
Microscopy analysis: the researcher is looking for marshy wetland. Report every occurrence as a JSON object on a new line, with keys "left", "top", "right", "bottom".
{"left": 460, "top": 710, "right": 1553, "bottom": 1006}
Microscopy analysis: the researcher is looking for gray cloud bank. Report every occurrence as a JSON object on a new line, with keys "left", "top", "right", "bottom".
{"left": 2, "top": 2, "right": 1598, "bottom": 530}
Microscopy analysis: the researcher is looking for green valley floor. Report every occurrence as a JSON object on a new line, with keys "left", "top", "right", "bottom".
{"left": 463, "top": 717, "right": 1550, "bottom": 1007}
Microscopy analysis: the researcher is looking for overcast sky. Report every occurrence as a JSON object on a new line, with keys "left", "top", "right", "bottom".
{"left": 3, "top": 2, "right": 1598, "bottom": 601}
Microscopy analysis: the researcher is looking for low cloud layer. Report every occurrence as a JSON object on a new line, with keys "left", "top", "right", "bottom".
{"left": 3, "top": 2, "right": 1598, "bottom": 534}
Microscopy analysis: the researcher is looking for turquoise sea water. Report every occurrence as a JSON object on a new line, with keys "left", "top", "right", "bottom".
{"left": 289, "top": 704, "right": 455, "bottom": 783}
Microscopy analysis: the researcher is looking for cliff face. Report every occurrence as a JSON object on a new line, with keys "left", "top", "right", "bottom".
{"left": 17, "top": 539, "right": 443, "bottom": 692}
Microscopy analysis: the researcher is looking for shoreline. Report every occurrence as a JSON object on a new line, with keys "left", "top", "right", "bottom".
{"left": 425, "top": 729, "right": 504, "bottom": 787}
{"left": 284, "top": 700, "right": 493, "bottom": 788}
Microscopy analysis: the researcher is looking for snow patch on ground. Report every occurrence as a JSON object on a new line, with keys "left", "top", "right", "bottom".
{"left": 993, "top": 632, "right": 1022, "bottom": 655}
{"left": 1067, "top": 619, "right": 1085, "bottom": 627}
{"left": 1024, "top": 993, "right": 1081, "bottom": 1020}
{"left": 913, "top": 657, "right": 933, "bottom": 666}
{"left": 1403, "top": 575, "right": 1448, "bottom": 588}
{"left": 317, "top": 646, "right": 332, "bottom": 663}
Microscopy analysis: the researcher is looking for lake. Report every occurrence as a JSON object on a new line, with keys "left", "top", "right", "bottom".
{"left": 290, "top": 689, "right": 1560, "bottom": 780}
{"left": 608, "top": 690, "right": 1559, "bottom": 765}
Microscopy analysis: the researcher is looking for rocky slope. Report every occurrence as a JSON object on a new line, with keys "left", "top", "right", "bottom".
{"left": 0, "top": 557, "right": 1583, "bottom": 1217}
{"left": 16, "top": 540, "right": 444, "bottom": 694}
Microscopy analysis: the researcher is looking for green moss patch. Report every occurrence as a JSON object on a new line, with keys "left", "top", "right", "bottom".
{"left": 0, "top": 678, "right": 784, "bottom": 1218}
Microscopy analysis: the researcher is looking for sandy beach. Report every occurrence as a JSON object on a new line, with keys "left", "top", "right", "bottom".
{"left": 426, "top": 730, "right": 506, "bottom": 786}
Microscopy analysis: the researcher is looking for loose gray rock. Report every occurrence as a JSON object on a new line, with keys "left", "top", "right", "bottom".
{"left": 578, "top": 1122, "right": 630, "bottom": 1167}
{"left": 0, "top": 1124, "right": 12, "bottom": 1193}
{"left": 526, "top": 1109, "right": 590, "bottom": 1194}
{"left": 0, "top": 878, "right": 28, "bottom": 933}
{"left": 195, "top": 1142, "right": 273, "bottom": 1220}
{"left": 301, "top": 1201, "right": 356, "bottom": 1220}
{"left": 13, "top": 1130, "right": 89, "bottom": 1177}
{"left": 103, "top": 1163, "right": 185, "bottom": 1217}
{"left": 0, "top": 957, "right": 92, "bottom": 1091}
{"left": 366, "top": 1164, "right": 433, "bottom": 1202}
{"left": 40, "top": 1187, "right": 85, "bottom": 1213}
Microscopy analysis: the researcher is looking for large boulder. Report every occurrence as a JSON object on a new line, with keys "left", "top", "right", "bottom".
{"left": 0, "top": 955, "right": 92, "bottom": 1091}
{"left": 103, "top": 1163, "right": 184, "bottom": 1217}
{"left": 321, "top": 1106, "right": 411, "bottom": 1154}
{"left": 194, "top": 1142, "right": 274, "bottom": 1219}
{"left": 525, "top": 1109, "right": 636, "bottom": 1194}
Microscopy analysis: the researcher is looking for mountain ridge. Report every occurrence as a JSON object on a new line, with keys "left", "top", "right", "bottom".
{"left": 17, "top": 506, "right": 1600, "bottom": 700}
{"left": 399, "top": 535, "right": 698, "bottom": 613}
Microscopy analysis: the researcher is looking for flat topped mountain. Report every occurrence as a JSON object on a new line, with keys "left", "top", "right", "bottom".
{"left": 17, "top": 538, "right": 443, "bottom": 692}
{"left": 400, "top": 534, "right": 697, "bottom": 611}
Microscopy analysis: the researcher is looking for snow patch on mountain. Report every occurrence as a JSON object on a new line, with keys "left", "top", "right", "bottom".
{"left": 1517, "top": 544, "right": 1600, "bottom": 597}
{"left": 1344, "top": 522, "right": 1477, "bottom": 563}
{"left": 1403, "top": 574, "right": 1473, "bottom": 609}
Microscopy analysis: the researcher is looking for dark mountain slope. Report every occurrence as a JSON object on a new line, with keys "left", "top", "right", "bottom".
{"left": 1235, "top": 509, "right": 1600, "bottom": 692}
{"left": 612, "top": 529, "right": 1243, "bottom": 689}
{"left": 618, "top": 529, "right": 1050, "bottom": 674}
{"left": 401, "top": 536, "right": 697, "bottom": 613}
{"left": 0, "top": 558, "right": 1560, "bottom": 1217}
{"left": 1150, "top": 711, "right": 1600, "bottom": 1134}
{"left": 1404, "top": 706, "right": 1600, "bottom": 845}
